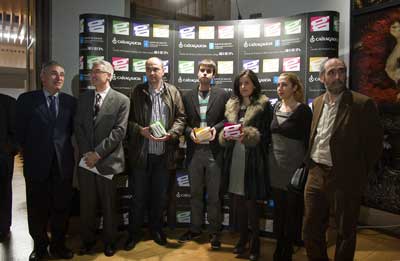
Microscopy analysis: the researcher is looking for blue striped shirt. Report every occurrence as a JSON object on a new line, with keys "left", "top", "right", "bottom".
{"left": 148, "top": 83, "right": 168, "bottom": 155}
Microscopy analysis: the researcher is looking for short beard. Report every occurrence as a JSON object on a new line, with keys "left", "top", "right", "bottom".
{"left": 326, "top": 80, "right": 346, "bottom": 95}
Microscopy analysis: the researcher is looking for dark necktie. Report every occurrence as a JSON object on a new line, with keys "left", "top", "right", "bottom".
{"left": 49, "top": 95, "right": 57, "bottom": 120}
{"left": 94, "top": 93, "right": 101, "bottom": 119}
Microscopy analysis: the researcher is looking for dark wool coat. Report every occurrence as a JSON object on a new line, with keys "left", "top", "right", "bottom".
{"left": 219, "top": 94, "right": 273, "bottom": 200}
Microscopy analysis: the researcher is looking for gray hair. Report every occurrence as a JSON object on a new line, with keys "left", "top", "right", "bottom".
{"left": 92, "top": 60, "right": 114, "bottom": 81}
{"left": 41, "top": 60, "right": 64, "bottom": 74}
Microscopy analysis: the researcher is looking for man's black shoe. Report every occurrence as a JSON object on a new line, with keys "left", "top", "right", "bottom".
{"left": 49, "top": 245, "right": 74, "bottom": 259}
{"left": 152, "top": 230, "right": 167, "bottom": 246}
{"left": 124, "top": 233, "right": 142, "bottom": 251}
{"left": 0, "top": 230, "right": 10, "bottom": 242}
{"left": 78, "top": 241, "right": 96, "bottom": 255}
{"left": 178, "top": 230, "right": 202, "bottom": 243}
{"left": 104, "top": 244, "right": 116, "bottom": 257}
{"left": 210, "top": 234, "right": 221, "bottom": 250}
{"left": 29, "top": 248, "right": 47, "bottom": 261}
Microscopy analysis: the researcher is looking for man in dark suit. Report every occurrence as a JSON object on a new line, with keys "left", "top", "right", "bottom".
{"left": 0, "top": 93, "right": 17, "bottom": 242}
{"left": 74, "top": 60, "right": 130, "bottom": 257}
{"left": 178, "top": 59, "right": 230, "bottom": 249}
{"left": 125, "top": 57, "right": 185, "bottom": 250}
{"left": 303, "top": 58, "right": 383, "bottom": 261}
{"left": 16, "top": 61, "right": 76, "bottom": 260}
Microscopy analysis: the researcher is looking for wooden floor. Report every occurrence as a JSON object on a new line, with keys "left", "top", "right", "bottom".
{"left": 1, "top": 156, "right": 400, "bottom": 261}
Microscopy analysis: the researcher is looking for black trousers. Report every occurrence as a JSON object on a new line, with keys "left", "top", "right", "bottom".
{"left": 272, "top": 188, "right": 304, "bottom": 257}
{"left": 232, "top": 194, "right": 259, "bottom": 240}
{"left": 78, "top": 168, "right": 118, "bottom": 245}
{"left": 128, "top": 154, "right": 169, "bottom": 233}
{"left": 0, "top": 155, "right": 14, "bottom": 233}
{"left": 25, "top": 157, "right": 72, "bottom": 250}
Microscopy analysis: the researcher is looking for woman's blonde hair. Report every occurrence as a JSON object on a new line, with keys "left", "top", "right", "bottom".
{"left": 279, "top": 72, "right": 305, "bottom": 103}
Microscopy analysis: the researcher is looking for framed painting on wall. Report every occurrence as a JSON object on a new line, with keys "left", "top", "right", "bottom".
{"left": 350, "top": 3, "right": 400, "bottom": 215}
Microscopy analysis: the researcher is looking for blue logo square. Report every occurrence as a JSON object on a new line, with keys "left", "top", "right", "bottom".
{"left": 209, "top": 42, "right": 214, "bottom": 49}
{"left": 143, "top": 40, "right": 149, "bottom": 48}
{"left": 273, "top": 76, "right": 279, "bottom": 84}
{"left": 274, "top": 40, "right": 280, "bottom": 47}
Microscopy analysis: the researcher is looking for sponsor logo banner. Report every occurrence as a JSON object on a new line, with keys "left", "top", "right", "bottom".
{"left": 153, "top": 24, "right": 169, "bottom": 38}
{"left": 87, "top": 18, "right": 105, "bottom": 33}
{"left": 217, "top": 61, "right": 234, "bottom": 74}
{"left": 264, "top": 22, "right": 281, "bottom": 37}
{"left": 283, "top": 57, "right": 300, "bottom": 71}
{"left": 87, "top": 56, "right": 104, "bottom": 69}
{"left": 218, "top": 25, "right": 234, "bottom": 39}
{"left": 199, "top": 26, "right": 215, "bottom": 39}
{"left": 242, "top": 59, "right": 259, "bottom": 73}
{"left": 179, "top": 26, "right": 196, "bottom": 39}
{"left": 133, "top": 23, "right": 150, "bottom": 37}
{"left": 112, "top": 57, "right": 129, "bottom": 71}
{"left": 263, "top": 58, "right": 280, "bottom": 72}
{"left": 309, "top": 57, "right": 328, "bottom": 72}
{"left": 112, "top": 21, "right": 129, "bottom": 35}
{"left": 310, "top": 16, "right": 330, "bottom": 32}
{"left": 178, "top": 61, "right": 195, "bottom": 74}
{"left": 132, "top": 59, "right": 146, "bottom": 72}
{"left": 309, "top": 35, "right": 338, "bottom": 44}
{"left": 176, "top": 211, "right": 191, "bottom": 223}
{"left": 284, "top": 19, "right": 301, "bottom": 35}
{"left": 244, "top": 24, "right": 261, "bottom": 38}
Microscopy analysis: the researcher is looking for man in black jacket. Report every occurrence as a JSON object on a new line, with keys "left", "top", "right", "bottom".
{"left": 178, "top": 59, "right": 230, "bottom": 249}
{"left": 0, "top": 93, "right": 17, "bottom": 242}
{"left": 16, "top": 61, "right": 76, "bottom": 260}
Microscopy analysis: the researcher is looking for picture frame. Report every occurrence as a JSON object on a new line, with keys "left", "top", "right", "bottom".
{"left": 350, "top": 2, "right": 400, "bottom": 215}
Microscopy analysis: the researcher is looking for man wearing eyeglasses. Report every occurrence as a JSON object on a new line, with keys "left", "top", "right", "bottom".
{"left": 74, "top": 60, "right": 130, "bottom": 257}
{"left": 125, "top": 57, "right": 185, "bottom": 250}
{"left": 16, "top": 61, "right": 76, "bottom": 260}
{"left": 178, "top": 59, "right": 230, "bottom": 249}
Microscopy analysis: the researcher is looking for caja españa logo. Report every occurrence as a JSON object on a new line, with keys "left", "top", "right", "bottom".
{"left": 133, "top": 23, "right": 150, "bottom": 37}
{"left": 179, "top": 26, "right": 195, "bottom": 39}
{"left": 283, "top": 57, "right": 300, "bottom": 72}
{"left": 177, "top": 173, "right": 190, "bottom": 187}
{"left": 87, "top": 18, "right": 105, "bottom": 33}
{"left": 310, "top": 16, "right": 330, "bottom": 32}
{"left": 112, "top": 57, "right": 129, "bottom": 72}
{"left": 242, "top": 60, "right": 259, "bottom": 73}
{"left": 177, "top": 211, "right": 190, "bottom": 223}
{"left": 112, "top": 21, "right": 129, "bottom": 35}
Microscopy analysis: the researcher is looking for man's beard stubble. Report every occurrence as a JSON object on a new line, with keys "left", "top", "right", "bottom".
{"left": 326, "top": 80, "right": 346, "bottom": 95}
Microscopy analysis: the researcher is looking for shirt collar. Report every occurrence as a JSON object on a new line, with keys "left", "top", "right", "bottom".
{"left": 323, "top": 91, "right": 343, "bottom": 106}
{"left": 95, "top": 86, "right": 111, "bottom": 97}
{"left": 43, "top": 89, "right": 59, "bottom": 100}
{"left": 149, "top": 81, "right": 165, "bottom": 95}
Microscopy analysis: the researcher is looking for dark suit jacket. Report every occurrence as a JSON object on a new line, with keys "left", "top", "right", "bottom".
{"left": 182, "top": 86, "right": 230, "bottom": 165}
{"left": 0, "top": 94, "right": 17, "bottom": 158}
{"left": 74, "top": 88, "right": 130, "bottom": 175}
{"left": 307, "top": 90, "right": 383, "bottom": 194}
{"left": 16, "top": 90, "right": 76, "bottom": 181}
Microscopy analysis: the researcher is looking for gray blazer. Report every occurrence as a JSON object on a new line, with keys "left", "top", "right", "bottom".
{"left": 74, "top": 88, "right": 130, "bottom": 175}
